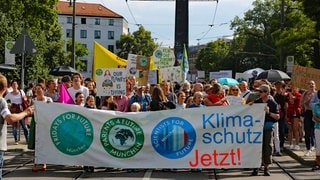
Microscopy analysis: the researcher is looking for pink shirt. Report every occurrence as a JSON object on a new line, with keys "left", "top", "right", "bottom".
{"left": 114, "top": 95, "right": 129, "bottom": 112}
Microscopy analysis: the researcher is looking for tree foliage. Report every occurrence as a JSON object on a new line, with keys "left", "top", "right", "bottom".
{"left": 196, "top": 40, "right": 230, "bottom": 73}
{"left": 116, "top": 26, "right": 157, "bottom": 59}
{"left": 227, "top": 0, "right": 318, "bottom": 71}
{"left": 0, "top": 0, "right": 70, "bottom": 84}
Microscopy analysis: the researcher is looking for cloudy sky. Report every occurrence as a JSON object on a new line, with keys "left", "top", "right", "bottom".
{"left": 76, "top": 0, "right": 255, "bottom": 47}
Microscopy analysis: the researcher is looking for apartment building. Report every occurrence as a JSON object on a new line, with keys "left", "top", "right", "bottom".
{"left": 57, "top": 1, "right": 129, "bottom": 78}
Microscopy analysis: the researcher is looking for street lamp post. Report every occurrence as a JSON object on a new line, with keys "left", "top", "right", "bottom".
{"left": 70, "top": 0, "right": 76, "bottom": 68}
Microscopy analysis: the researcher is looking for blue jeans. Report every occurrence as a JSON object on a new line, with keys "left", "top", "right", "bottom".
{"left": 0, "top": 150, "right": 4, "bottom": 180}
{"left": 12, "top": 119, "right": 29, "bottom": 142}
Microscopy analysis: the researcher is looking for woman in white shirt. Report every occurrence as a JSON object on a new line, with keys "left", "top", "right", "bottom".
{"left": 5, "top": 80, "right": 29, "bottom": 144}
{"left": 30, "top": 83, "right": 53, "bottom": 172}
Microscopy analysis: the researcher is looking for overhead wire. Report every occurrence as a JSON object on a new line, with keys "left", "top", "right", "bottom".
{"left": 194, "top": 0, "right": 219, "bottom": 44}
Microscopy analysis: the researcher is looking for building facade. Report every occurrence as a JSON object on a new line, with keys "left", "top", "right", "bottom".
{"left": 57, "top": 1, "right": 128, "bottom": 78}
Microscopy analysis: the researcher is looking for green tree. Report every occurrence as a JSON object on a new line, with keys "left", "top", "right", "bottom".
{"left": 0, "top": 0, "right": 67, "bottom": 83}
{"left": 196, "top": 40, "right": 230, "bottom": 74}
{"left": 229, "top": 0, "right": 317, "bottom": 71}
{"left": 230, "top": 0, "right": 280, "bottom": 70}
{"left": 298, "top": 0, "right": 320, "bottom": 68}
{"left": 116, "top": 26, "right": 157, "bottom": 58}
{"left": 66, "top": 40, "right": 89, "bottom": 71}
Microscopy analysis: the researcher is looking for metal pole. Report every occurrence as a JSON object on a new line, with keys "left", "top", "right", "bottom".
{"left": 21, "top": 34, "right": 25, "bottom": 90}
{"left": 280, "top": 0, "right": 284, "bottom": 71}
{"left": 71, "top": 0, "right": 76, "bottom": 68}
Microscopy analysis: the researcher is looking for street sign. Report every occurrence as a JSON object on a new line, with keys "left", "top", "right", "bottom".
{"left": 10, "top": 29, "right": 37, "bottom": 55}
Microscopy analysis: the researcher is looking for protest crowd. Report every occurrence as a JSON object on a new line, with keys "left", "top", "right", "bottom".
{"left": 1, "top": 71, "right": 320, "bottom": 178}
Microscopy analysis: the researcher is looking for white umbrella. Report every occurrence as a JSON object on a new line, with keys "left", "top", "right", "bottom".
{"left": 243, "top": 68, "right": 265, "bottom": 77}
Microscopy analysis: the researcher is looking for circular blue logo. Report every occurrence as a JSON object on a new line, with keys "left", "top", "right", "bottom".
{"left": 151, "top": 117, "right": 196, "bottom": 159}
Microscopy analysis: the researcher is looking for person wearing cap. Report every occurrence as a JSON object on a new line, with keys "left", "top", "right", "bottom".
{"left": 250, "top": 84, "right": 280, "bottom": 176}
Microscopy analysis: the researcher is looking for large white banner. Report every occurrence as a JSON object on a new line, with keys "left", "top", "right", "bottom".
{"left": 34, "top": 102, "right": 266, "bottom": 169}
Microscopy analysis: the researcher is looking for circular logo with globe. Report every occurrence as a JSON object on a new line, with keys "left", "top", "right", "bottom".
{"left": 50, "top": 112, "right": 94, "bottom": 156}
{"left": 139, "top": 57, "right": 148, "bottom": 67}
{"left": 100, "top": 118, "right": 144, "bottom": 158}
{"left": 151, "top": 117, "right": 196, "bottom": 159}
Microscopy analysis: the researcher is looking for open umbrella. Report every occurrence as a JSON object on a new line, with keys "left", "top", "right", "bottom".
{"left": 49, "top": 66, "right": 79, "bottom": 76}
{"left": 256, "top": 69, "right": 291, "bottom": 82}
{"left": 243, "top": 68, "right": 264, "bottom": 76}
{"left": 218, "top": 77, "right": 239, "bottom": 86}
{"left": 0, "top": 64, "right": 17, "bottom": 72}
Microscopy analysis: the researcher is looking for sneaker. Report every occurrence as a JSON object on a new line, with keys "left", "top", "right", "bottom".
{"left": 312, "top": 165, "right": 320, "bottom": 171}
{"left": 311, "top": 146, "right": 316, "bottom": 151}
{"left": 15, "top": 141, "right": 19, "bottom": 145}
{"left": 289, "top": 144, "right": 294, "bottom": 149}
{"left": 294, "top": 145, "right": 300, "bottom": 150}
{"left": 304, "top": 150, "right": 311, "bottom": 157}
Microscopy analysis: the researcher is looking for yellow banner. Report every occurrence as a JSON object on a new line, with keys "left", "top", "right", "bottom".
{"left": 291, "top": 65, "right": 320, "bottom": 89}
{"left": 93, "top": 42, "right": 157, "bottom": 81}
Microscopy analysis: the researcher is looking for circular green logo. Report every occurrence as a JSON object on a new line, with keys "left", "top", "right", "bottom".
{"left": 6, "top": 42, "right": 14, "bottom": 49}
{"left": 100, "top": 118, "right": 144, "bottom": 158}
{"left": 140, "top": 57, "right": 148, "bottom": 67}
{"left": 50, "top": 112, "right": 94, "bottom": 156}
{"left": 155, "top": 50, "right": 162, "bottom": 58}
{"left": 96, "top": 69, "right": 103, "bottom": 76}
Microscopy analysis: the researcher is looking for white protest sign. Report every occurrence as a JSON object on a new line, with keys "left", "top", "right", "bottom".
{"left": 95, "top": 68, "right": 126, "bottom": 96}
{"left": 153, "top": 47, "right": 175, "bottom": 69}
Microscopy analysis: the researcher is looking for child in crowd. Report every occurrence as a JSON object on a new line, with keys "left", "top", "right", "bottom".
{"left": 130, "top": 102, "right": 141, "bottom": 112}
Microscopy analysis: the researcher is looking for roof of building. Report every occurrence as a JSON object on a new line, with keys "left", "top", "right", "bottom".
{"left": 57, "top": 1, "right": 123, "bottom": 18}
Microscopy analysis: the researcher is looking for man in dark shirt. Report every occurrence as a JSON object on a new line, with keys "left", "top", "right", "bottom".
{"left": 251, "top": 84, "right": 280, "bottom": 176}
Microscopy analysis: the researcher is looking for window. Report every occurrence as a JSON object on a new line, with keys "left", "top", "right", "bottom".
{"left": 66, "top": 29, "right": 72, "bottom": 38}
{"left": 108, "top": 45, "right": 114, "bottom": 52}
{"left": 67, "top": 17, "right": 72, "bottom": 24}
{"left": 80, "top": 30, "right": 87, "bottom": 38}
{"left": 80, "top": 60, "right": 88, "bottom": 72}
{"left": 81, "top": 18, "right": 86, "bottom": 24}
{"left": 95, "top": 18, "right": 100, "bottom": 25}
{"left": 109, "top": 19, "right": 114, "bottom": 26}
{"left": 108, "top": 31, "right": 114, "bottom": 40}
{"left": 82, "top": 44, "right": 87, "bottom": 48}
{"left": 94, "top": 30, "right": 101, "bottom": 39}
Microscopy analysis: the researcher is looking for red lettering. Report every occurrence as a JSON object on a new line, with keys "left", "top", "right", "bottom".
{"left": 188, "top": 148, "right": 241, "bottom": 168}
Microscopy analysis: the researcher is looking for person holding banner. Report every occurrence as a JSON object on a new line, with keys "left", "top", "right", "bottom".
{"left": 0, "top": 74, "right": 34, "bottom": 179}
{"left": 30, "top": 83, "right": 53, "bottom": 172}
{"left": 251, "top": 84, "right": 280, "bottom": 176}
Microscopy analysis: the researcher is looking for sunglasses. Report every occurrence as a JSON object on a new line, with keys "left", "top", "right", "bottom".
{"left": 231, "top": 89, "right": 239, "bottom": 91}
